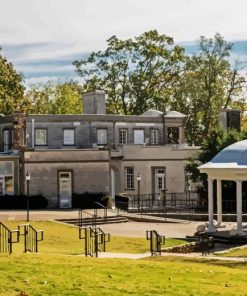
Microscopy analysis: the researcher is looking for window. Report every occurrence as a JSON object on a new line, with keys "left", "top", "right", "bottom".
{"left": 97, "top": 129, "right": 107, "bottom": 145}
{"left": 63, "top": 129, "right": 75, "bottom": 145}
{"left": 35, "top": 129, "right": 47, "bottom": 145}
{"left": 0, "top": 161, "right": 13, "bottom": 175}
{"left": 134, "top": 129, "right": 144, "bottom": 144}
{"left": 167, "top": 127, "right": 179, "bottom": 144}
{"left": 150, "top": 129, "right": 159, "bottom": 145}
{"left": 125, "top": 167, "right": 134, "bottom": 189}
{"left": 3, "top": 130, "right": 10, "bottom": 151}
{"left": 0, "top": 161, "right": 14, "bottom": 195}
{"left": 5, "top": 176, "right": 13, "bottom": 195}
{"left": 119, "top": 129, "right": 128, "bottom": 145}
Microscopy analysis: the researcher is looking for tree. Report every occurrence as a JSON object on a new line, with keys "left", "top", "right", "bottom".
{"left": 186, "top": 128, "right": 247, "bottom": 186}
{"left": 171, "top": 33, "right": 246, "bottom": 145}
{"left": 73, "top": 30, "right": 185, "bottom": 114}
{"left": 0, "top": 48, "right": 25, "bottom": 114}
{"left": 25, "top": 81, "right": 83, "bottom": 114}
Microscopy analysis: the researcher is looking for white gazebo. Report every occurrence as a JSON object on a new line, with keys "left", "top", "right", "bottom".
{"left": 199, "top": 139, "right": 247, "bottom": 236}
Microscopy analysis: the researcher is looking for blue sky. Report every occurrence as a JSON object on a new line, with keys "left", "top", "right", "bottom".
{"left": 1, "top": 0, "right": 247, "bottom": 85}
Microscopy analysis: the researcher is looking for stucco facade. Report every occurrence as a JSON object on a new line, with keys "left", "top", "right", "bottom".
{"left": 0, "top": 90, "right": 199, "bottom": 208}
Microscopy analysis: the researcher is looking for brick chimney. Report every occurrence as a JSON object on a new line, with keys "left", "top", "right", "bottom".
{"left": 83, "top": 90, "right": 106, "bottom": 114}
{"left": 13, "top": 112, "right": 26, "bottom": 149}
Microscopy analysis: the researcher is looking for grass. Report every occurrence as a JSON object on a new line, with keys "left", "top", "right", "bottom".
{"left": 1, "top": 221, "right": 247, "bottom": 295}
{"left": 3, "top": 221, "right": 187, "bottom": 255}
{"left": 217, "top": 245, "right": 247, "bottom": 258}
{"left": 1, "top": 254, "right": 247, "bottom": 295}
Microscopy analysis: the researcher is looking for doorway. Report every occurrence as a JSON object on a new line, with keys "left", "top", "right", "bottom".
{"left": 58, "top": 172, "right": 72, "bottom": 208}
{"left": 154, "top": 168, "right": 166, "bottom": 199}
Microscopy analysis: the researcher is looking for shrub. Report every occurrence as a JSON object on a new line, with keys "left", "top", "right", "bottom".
{"left": 72, "top": 192, "right": 108, "bottom": 209}
{"left": 0, "top": 195, "right": 48, "bottom": 209}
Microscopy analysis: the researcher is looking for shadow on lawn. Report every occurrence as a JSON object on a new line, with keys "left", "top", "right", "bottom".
{"left": 144, "top": 256, "right": 247, "bottom": 270}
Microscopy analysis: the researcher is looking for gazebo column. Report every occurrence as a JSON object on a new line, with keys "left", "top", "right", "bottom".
{"left": 208, "top": 178, "right": 215, "bottom": 232}
{"left": 236, "top": 180, "right": 245, "bottom": 236}
{"left": 216, "top": 179, "right": 222, "bottom": 225}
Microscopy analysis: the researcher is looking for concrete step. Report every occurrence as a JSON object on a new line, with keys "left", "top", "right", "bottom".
{"left": 56, "top": 216, "right": 128, "bottom": 226}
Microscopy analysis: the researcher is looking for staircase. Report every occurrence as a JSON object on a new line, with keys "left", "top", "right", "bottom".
{"left": 56, "top": 215, "right": 128, "bottom": 226}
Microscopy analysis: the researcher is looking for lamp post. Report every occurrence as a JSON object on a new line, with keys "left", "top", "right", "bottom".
{"left": 186, "top": 171, "right": 192, "bottom": 191}
{"left": 186, "top": 171, "right": 192, "bottom": 207}
{"left": 136, "top": 174, "right": 142, "bottom": 210}
{"left": 26, "top": 171, "right": 31, "bottom": 222}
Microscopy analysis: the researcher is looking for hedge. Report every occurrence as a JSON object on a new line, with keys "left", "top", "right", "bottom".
{"left": 0, "top": 195, "right": 48, "bottom": 209}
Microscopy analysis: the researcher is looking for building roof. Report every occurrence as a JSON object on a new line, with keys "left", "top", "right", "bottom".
{"left": 141, "top": 109, "right": 164, "bottom": 116}
{"left": 141, "top": 109, "right": 187, "bottom": 118}
{"left": 165, "top": 111, "right": 187, "bottom": 118}
{"left": 199, "top": 139, "right": 247, "bottom": 169}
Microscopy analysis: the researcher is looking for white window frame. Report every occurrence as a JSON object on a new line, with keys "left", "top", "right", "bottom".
{"left": 150, "top": 129, "right": 159, "bottom": 145}
{"left": 63, "top": 129, "right": 75, "bottom": 145}
{"left": 125, "top": 167, "right": 134, "bottom": 190}
{"left": 0, "top": 161, "right": 14, "bottom": 195}
{"left": 3, "top": 130, "right": 10, "bottom": 151}
{"left": 119, "top": 129, "right": 128, "bottom": 145}
{"left": 35, "top": 129, "right": 47, "bottom": 146}
{"left": 97, "top": 129, "right": 107, "bottom": 145}
{"left": 134, "top": 129, "right": 144, "bottom": 144}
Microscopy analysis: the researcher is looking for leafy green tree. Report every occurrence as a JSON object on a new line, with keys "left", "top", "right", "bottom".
{"left": 73, "top": 30, "right": 185, "bottom": 114}
{"left": 0, "top": 48, "right": 25, "bottom": 114}
{"left": 24, "top": 83, "right": 53, "bottom": 114}
{"left": 171, "top": 33, "right": 245, "bottom": 145}
{"left": 51, "top": 82, "right": 83, "bottom": 114}
{"left": 25, "top": 81, "right": 83, "bottom": 114}
{"left": 186, "top": 128, "right": 247, "bottom": 184}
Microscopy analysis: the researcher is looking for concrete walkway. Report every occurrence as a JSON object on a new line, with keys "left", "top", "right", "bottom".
{"left": 98, "top": 251, "right": 247, "bottom": 262}
{"left": 0, "top": 209, "right": 239, "bottom": 238}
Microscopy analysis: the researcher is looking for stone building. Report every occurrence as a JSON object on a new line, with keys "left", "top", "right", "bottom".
{"left": 0, "top": 90, "right": 199, "bottom": 208}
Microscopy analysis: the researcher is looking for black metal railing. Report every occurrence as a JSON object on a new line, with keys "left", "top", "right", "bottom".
{"left": 116, "top": 192, "right": 200, "bottom": 212}
{"left": 221, "top": 200, "right": 247, "bottom": 213}
{"left": 198, "top": 232, "right": 214, "bottom": 255}
{"left": 116, "top": 192, "right": 197, "bottom": 221}
{"left": 146, "top": 230, "right": 165, "bottom": 256}
{"left": 78, "top": 210, "right": 97, "bottom": 229}
{"left": 96, "top": 227, "right": 110, "bottom": 253}
{"left": 94, "top": 202, "right": 108, "bottom": 222}
{"left": 18, "top": 224, "right": 44, "bottom": 253}
{"left": 0, "top": 222, "right": 19, "bottom": 254}
{"left": 78, "top": 203, "right": 108, "bottom": 228}
{"left": 79, "top": 226, "right": 110, "bottom": 257}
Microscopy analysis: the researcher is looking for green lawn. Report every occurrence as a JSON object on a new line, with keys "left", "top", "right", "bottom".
{"left": 1, "top": 254, "right": 247, "bottom": 295}
{"left": 3, "top": 221, "right": 187, "bottom": 255}
{"left": 217, "top": 246, "right": 247, "bottom": 258}
{"left": 1, "top": 221, "right": 247, "bottom": 295}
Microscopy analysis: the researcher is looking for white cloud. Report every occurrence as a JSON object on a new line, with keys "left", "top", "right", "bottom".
{"left": 2, "top": 0, "right": 247, "bottom": 85}
{"left": 2, "top": 0, "right": 247, "bottom": 48}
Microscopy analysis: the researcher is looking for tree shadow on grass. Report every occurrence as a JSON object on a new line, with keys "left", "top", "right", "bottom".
{"left": 142, "top": 256, "right": 247, "bottom": 270}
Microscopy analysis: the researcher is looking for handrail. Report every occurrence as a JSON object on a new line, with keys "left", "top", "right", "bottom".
{"left": 0, "top": 222, "right": 19, "bottom": 254}
{"left": 18, "top": 224, "right": 44, "bottom": 253}
{"left": 79, "top": 226, "right": 110, "bottom": 257}
{"left": 146, "top": 230, "right": 165, "bottom": 256}
{"left": 97, "top": 227, "right": 110, "bottom": 252}
{"left": 94, "top": 202, "right": 108, "bottom": 221}
{"left": 78, "top": 209, "right": 97, "bottom": 229}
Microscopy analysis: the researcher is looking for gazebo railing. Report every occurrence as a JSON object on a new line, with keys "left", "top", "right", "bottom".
{"left": 221, "top": 200, "right": 247, "bottom": 213}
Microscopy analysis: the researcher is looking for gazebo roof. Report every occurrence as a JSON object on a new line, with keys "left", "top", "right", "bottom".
{"left": 199, "top": 139, "right": 247, "bottom": 170}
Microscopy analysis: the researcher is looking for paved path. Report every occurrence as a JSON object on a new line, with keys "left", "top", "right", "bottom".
{"left": 0, "top": 209, "right": 238, "bottom": 238}
{"left": 98, "top": 251, "right": 247, "bottom": 261}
